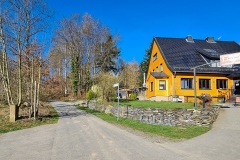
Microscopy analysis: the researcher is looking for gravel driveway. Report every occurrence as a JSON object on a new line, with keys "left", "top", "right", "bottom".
{"left": 0, "top": 101, "right": 240, "bottom": 160}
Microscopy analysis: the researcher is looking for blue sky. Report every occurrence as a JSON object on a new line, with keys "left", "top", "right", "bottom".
{"left": 47, "top": 0, "right": 240, "bottom": 63}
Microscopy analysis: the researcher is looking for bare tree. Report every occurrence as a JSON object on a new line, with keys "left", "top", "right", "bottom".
{"left": 0, "top": 0, "right": 54, "bottom": 119}
{"left": 51, "top": 13, "right": 120, "bottom": 98}
{"left": 0, "top": 15, "right": 14, "bottom": 105}
{"left": 48, "top": 44, "right": 70, "bottom": 97}
{"left": 51, "top": 14, "right": 83, "bottom": 97}
{"left": 119, "top": 60, "right": 140, "bottom": 89}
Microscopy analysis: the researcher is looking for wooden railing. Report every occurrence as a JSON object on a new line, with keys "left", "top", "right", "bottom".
{"left": 218, "top": 89, "right": 232, "bottom": 101}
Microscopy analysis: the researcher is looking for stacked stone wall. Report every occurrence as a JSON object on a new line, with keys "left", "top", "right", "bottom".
{"left": 86, "top": 101, "right": 220, "bottom": 127}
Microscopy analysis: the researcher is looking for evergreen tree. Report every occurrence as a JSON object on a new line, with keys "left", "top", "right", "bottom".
{"left": 70, "top": 54, "right": 79, "bottom": 97}
{"left": 85, "top": 64, "right": 91, "bottom": 92}
{"left": 96, "top": 34, "right": 120, "bottom": 72}
{"left": 139, "top": 42, "right": 152, "bottom": 86}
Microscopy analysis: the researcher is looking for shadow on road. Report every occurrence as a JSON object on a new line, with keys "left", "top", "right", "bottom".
{"left": 221, "top": 106, "right": 230, "bottom": 108}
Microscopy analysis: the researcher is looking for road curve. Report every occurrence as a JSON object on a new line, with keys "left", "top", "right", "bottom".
{"left": 0, "top": 101, "right": 240, "bottom": 160}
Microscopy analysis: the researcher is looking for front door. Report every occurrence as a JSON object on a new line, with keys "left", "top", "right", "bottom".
{"left": 234, "top": 80, "right": 240, "bottom": 95}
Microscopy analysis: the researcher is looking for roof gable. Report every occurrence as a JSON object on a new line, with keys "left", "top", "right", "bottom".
{"left": 154, "top": 36, "right": 240, "bottom": 74}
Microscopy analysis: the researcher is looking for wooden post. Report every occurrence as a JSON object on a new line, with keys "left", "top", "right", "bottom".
{"left": 33, "top": 81, "right": 37, "bottom": 119}
{"left": 10, "top": 104, "right": 17, "bottom": 122}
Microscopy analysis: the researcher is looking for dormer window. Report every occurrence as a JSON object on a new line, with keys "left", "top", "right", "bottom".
{"left": 210, "top": 60, "right": 220, "bottom": 67}
{"left": 153, "top": 53, "right": 158, "bottom": 61}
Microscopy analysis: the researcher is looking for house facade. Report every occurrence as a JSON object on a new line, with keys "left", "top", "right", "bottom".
{"left": 146, "top": 36, "right": 240, "bottom": 103}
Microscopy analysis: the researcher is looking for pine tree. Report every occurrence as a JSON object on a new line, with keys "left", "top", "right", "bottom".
{"left": 96, "top": 34, "right": 120, "bottom": 73}
{"left": 139, "top": 42, "right": 152, "bottom": 86}
{"left": 70, "top": 54, "right": 79, "bottom": 97}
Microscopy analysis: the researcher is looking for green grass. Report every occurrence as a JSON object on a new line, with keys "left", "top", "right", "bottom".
{"left": 119, "top": 100, "right": 195, "bottom": 109}
{"left": 0, "top": 104, "right": 59, "bottom": 134}
{"left": 76, "top": 106, "right": 210, "bottom": 140}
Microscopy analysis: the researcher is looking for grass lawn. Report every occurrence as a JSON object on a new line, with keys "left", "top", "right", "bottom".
{"left": 76, "top": 106, "right": 210, "bottom": 140}
{"left": 119, "top": 100, "right": 195, "bottom": 109}
{"left": 0, "top": 102, "right": 58, "bottom": 134}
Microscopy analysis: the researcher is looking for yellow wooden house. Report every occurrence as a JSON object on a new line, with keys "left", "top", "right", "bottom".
{"left": 145, "top": 36, "right": 240, "bottom": 103}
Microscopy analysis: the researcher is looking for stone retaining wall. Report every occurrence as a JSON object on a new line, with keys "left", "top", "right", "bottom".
{"left": 86, "top": 101, "right": 221, "bottom": 127}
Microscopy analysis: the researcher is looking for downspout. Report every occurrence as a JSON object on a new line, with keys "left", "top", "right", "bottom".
{"left": 173, "top": 71, "right": 176, "bottom": 96}
{"left": 143, "top": 73, "right": 146, "bottom": 100}
{"left": 143, "top": 73, "right": 146, "bottom": 84}
{"left": 170, "top": 70, "right": 176, "bottom": 102}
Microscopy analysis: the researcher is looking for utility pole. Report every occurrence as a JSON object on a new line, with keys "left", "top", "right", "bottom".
{"left": 193, "top": 68, "right": 197, "bottom": 108}
{"left": 113, "top": 83, "right": 120, "bottom": 121}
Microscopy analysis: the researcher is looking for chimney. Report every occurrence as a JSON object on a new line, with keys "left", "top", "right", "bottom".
{"left": 186, "top": 35, "right": 194, "bottom": 43}
{"left": 206, "top": 36, "right": 216, "bottom": 43}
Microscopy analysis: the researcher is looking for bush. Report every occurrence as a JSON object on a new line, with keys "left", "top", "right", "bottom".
{"left": 109, "top": 93, "right": 117, "bottom": 102}
{"left": 130, "top": 93, "right": 137, "bottom": 100}
{"left": 198, "top": 93, "right": 212, "bottom": 106}
{"left": 86, "top": 90, "right": 96, "bottom": 100}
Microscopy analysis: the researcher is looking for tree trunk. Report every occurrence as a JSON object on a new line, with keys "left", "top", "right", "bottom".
{"left": 33, "top": 81, "right": 37, "bottom": 119}
{"left": 36, "top": 59, "right": 42, "bottom": 117}
{"left": 30, "top": 56, "right": 34, "bottom": 116}
{"left": 0, "top": 16, "right": 13, "bottom": 106}
{"left": 17, "top": 30, "right": 22, "bottom": 107}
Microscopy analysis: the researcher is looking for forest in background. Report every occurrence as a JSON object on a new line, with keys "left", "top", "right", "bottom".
{"left": 0, "top": 0, "right": 149, "bottom": 119}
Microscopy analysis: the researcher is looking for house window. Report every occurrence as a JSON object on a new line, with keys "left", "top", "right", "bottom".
{"left": 150, "top": 82, "right": 153, "bottom": 91}
{"left": 160, "top": 64, "right": 163, "bottom": 71}
{"left": 159, "top": 80, "right": 166, "bottom": 90}
{"left": 210, "top": 60, "right": 220, "bottom": 67}
{"left": 217, "top": 79, "right": 227, "bottom": 89}
{"left": 153, "top": 53, "right": 158, "bottom": 61}
{"left": 156, "top": 66, "right": 158, "bottom": 72}
{"left": 199, "top": 79, "right": 211, "bottom": 89}
{"left": 181, "top": 78, "right": 193, "bottom": 89}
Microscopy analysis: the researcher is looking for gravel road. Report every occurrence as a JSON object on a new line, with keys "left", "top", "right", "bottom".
{"left": 0, "top": 101, "right": 240, "bottom": 160}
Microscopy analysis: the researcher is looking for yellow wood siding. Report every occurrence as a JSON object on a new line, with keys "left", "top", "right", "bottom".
{"left": 146, "top": 40, "right": 235, "bottom": 102}
{"left": 146, "top": 41, "right": 173, "bottom": 99}
{"left": 174, "top": 73, "right": 233, "bottom": 102}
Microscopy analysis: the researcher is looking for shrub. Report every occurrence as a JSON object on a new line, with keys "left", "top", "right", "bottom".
{"left": 198, "top": 93, "right": 212, "bottom": 106}
{"left": 130, "top": 93, "right": 137, "bottom": 100}
{"left": 86, "top": 90, "right": 96, "bottom": 100}
{"left": 109, "top": 92, "right": 117, "bottom": 102}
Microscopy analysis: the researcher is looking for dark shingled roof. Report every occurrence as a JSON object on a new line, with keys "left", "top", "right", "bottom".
{"left": 154, "top": 37, "right": 240, "bottom": 74}
{"left": 151, "top": 71, "right": 169, "bottom": 78}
